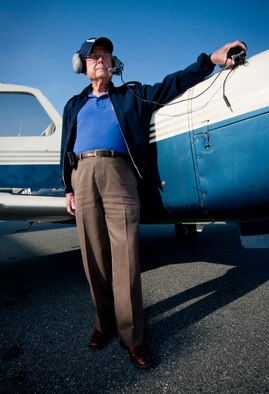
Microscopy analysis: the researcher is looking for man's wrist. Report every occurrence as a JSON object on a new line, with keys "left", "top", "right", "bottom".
{"left": 208, "top": 53, "right": 216, "bottom": 66}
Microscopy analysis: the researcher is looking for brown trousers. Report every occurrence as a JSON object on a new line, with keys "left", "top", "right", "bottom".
{"left": 71, "top": 156, "right": 144, "bottom": 346}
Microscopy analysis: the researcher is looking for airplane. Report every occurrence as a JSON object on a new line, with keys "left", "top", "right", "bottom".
{"left": 1, "top": 48, "right": 269, "bottom": 247}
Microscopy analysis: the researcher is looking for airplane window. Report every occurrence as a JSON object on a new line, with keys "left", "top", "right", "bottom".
{"left": 0, "top": 92, "right": 53, "bottom": 136}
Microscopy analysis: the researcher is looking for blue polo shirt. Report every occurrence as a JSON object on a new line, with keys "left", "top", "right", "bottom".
{"left": 73, "top": 91, "right": 128, "bottom": 155}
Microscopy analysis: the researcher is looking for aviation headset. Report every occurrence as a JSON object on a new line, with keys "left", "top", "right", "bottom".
{"left": 72, "top": 37, "right": 124, "bottom": 75}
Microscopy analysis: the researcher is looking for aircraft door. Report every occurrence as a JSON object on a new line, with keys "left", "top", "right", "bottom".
{"left": 148, "top": 96, "right": 207, "bottom": 220}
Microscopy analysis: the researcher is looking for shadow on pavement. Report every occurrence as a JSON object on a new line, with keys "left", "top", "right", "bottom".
{"left": 0, "top": 223, "right": 268, "bottom": 392}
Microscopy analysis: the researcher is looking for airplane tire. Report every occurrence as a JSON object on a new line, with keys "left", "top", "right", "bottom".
{"left": 174, "top": 224, "right": 197, "bottom": 243}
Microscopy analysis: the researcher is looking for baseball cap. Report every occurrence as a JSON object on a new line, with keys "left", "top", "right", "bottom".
{"left": 79, "top": 37, "right": 113, "bottom": 59}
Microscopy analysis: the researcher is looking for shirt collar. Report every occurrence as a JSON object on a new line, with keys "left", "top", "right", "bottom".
{"left": 88, "top": 86, "right": 109, "bottom": 98}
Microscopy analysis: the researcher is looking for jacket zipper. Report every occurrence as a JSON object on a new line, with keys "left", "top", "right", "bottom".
{"left": 109, "top": 93, "right": 143, "bottom": 180}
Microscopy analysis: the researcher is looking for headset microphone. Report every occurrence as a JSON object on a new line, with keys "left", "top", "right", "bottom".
{"left": 108, "top": 67, "right": 120, "bottom": 75}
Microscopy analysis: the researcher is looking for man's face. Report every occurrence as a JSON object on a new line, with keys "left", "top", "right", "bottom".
{"left": 85, "top": 45, "right": 113, "bottom": 82}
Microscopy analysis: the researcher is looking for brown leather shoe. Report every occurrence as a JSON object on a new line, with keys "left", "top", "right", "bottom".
{"left": 89, "top": 328, "right": 112, "bottom": 350}
{"left": 120, "top": 342, "right": 152, "bottom": 369}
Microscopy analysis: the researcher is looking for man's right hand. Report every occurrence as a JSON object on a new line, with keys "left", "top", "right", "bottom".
{"left": 66, "top": 192, "right": 76, "bottom": 216}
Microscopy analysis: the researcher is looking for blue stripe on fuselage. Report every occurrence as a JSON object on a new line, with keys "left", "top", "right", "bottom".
{"left": 0, "top": 164, "right": 62, "bottom": 190}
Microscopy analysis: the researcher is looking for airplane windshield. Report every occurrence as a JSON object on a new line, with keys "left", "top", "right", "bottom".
{"left": 0, "top": 92, "right": 53, "bottom": 137}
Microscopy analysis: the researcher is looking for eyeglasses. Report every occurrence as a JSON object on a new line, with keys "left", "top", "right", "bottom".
{"left": 85, "top": 52, "right": 111, "bottom": 62}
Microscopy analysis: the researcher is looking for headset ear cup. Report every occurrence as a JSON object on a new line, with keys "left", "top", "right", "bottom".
{"left": 72, "top": 53, "right": 86, "bottom": 74}
{"left": 111, "top": 56, "right": 124, "bottom": 75}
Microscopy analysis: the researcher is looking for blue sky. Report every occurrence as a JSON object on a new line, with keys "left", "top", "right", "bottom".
{"left": 1, "top": 0, "right": 269, "bottom": 114}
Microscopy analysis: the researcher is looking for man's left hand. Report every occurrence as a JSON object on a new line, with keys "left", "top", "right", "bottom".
{"left": 210, "top": 40, "right": 247, "bottom": 68}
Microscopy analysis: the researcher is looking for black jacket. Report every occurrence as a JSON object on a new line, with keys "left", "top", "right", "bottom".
{"left": 61, "top": 53, "right": 215, "bottom": 193}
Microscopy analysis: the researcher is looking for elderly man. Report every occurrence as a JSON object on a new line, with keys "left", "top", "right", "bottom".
{"left": 61, "top": 37, "right": 246, "bottom": 369}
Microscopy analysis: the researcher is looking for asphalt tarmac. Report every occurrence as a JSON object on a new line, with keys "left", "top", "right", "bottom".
{"left": 0, "top": 221, "right": 268, "bottom": 394}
